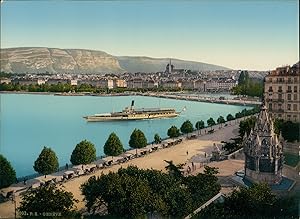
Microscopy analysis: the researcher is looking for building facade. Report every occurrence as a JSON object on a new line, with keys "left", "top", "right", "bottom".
{"left": 243, "top": 106, "right": 284, "bottom": 185}
{"left": 264, "top": 63, "right": 300, "bottom": 122}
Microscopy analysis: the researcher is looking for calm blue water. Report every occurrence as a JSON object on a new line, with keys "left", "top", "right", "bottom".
{"left": 0, "top": 94, "right": 250, "bottom": 177}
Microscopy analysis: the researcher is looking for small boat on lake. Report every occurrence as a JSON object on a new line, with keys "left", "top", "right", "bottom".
{"left": 83, "top": 100, "right": 181, "bottom": 122}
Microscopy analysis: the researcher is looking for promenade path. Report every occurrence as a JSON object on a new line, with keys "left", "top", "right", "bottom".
{"left": 0, "top": 118, "right": 247, "bottom": 218}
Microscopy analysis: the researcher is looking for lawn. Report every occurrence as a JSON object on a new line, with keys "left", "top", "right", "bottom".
{"left": 284, "top": 152, "right": 299, "bottom": 167}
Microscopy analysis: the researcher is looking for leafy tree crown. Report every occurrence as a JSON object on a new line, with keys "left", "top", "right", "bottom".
{"left": 207, "top": 118, "right": 216, "bottom": 127}
{"left": 154, "top": 133, "right": 162, "bottom": 144}
{"left": 195, "top": 120, "right": 205, "bottom": 130}
{"left": 167, "top": 126, "right": 180, "bottom": 138}
{"left": 33, "top": 146, "right": 59, "bottom": 175}
{"left": 180, "top": 120, "right": 194, "bottom": 134}
{"left": 104, "top": 132, "right": 124, "bottom": 157}
{"left": 129, "top": 129, "right": 147, "bottom": 149}
{"left": 19, "top": 184, "right": 78, "bottom": 216}
{"left": 70, "top": 140, "right": 96, "bottom": 165}
{"left": 0, "top": 154, "right": 16, "bottom": 189}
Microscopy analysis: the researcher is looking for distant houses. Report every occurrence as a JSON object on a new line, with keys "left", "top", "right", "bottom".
{"left": 1, "top": 61, "right": 240, "bottom": 92}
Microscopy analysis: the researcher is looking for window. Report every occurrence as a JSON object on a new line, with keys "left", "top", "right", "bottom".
{"left": 268, "top": 103, "right": 272, "bottom": 110}
{"left": 294, "top": 86, "right": 297, "bottom": 92}
{"left": 287, "top": 86, "right": 292, "bottom": 92}
{"left": 288, "top": 94, "right": 291, "bottom": 100}
{"left": 287, "top": 104, "right": 291, "bottom": 111}
{"left": 295, "top": 78, "right": 298, "bottom": 83}
{"left": 268, "top": 86, "right": 273, "bottom": 92}
{"left": 294, "top": 94, "right": 297, "bottom": 101}
{"left": 278, "top": 86, "right": 282, "bottom": 92}
{"left": 278, "top": 104, "right": 282, "bottom": 109}
{"left": 293, "top": 104, "right": 297, "bottom": 111}
{"left": 288, "top": 78, "right": 292, "bottom": 83}
{"left": 278, "top": 94, "right": 282, "bottom": 100}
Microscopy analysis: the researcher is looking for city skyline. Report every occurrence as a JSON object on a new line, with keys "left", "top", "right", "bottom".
{"left": 1, "top": 0, "right": 299, "bottom": 71}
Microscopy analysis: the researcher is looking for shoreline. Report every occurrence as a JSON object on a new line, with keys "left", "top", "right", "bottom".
{"left": 0, "top": 91, "right": 260, "bottom": 106}
{"left": 11, "top": 116, "right": 251, "bottom": 180}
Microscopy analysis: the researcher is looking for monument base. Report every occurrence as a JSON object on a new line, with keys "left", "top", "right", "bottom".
{"left": 244, "top": 168, "right": 282, "bottom": 185}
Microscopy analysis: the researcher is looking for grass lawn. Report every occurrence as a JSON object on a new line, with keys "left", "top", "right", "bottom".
{"left": 284, "top": 152, "right": 299, "bottom": 167}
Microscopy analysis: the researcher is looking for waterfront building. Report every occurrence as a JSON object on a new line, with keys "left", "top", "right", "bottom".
{"left": 205, "top": 80, "right": 219, "bottom": 92}
{"left": 127, "top": 78, "right": 144, "bottom": 89}
{"left": 181, "top": 79, "right": 195, "bottom": 90}
{"left": 0, "top": 78, "right": 11, "bottom": 84}
{"left": 68, "top": 79, "right": 77, "bottom": 86}
{"left": 113, "top": 79, "right": 127, "bottom": 88}
{"left": 99, "top": 79, "right": 113, "bottom": 89}
{"left": 160, "top": 80, "right": 181, "bottom": 89}
{"left": 243, "top": 106, "right": 284, "bottom": 185}
{"left": 78, "top": 78, "right": 113, "bottom": 89}
{"left": 12, "top": 78, "right": 39, "bottom": 85}
{"left": 194, "top": 79, "right": 205, "bottom": 91}
{"left": 264, "top": 62, "right": 300, "bottom": 122}
{"left": 37, "top": 79, "right": 46, "bottom": 85}
{"left": 46, "top": 79, "right": 69, "bottom": 85}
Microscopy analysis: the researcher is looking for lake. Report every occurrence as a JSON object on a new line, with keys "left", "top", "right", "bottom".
{"left": 0, "top": 94, "right": 251, "bottom": 177}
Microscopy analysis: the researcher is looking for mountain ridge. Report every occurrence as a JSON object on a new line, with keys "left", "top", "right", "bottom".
{"left": 0, "top": 47, "right": 230, "bottom": 74}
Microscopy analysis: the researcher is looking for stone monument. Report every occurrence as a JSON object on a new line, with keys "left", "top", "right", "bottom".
{"left": 243, "top": 106, "right": 284, "bottom": 185}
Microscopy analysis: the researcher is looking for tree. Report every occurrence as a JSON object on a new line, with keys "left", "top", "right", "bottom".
{"left": 33, "top": 147, "right": 59, "bottom": 177}
{"left": 239, "top": 116, "right": 256, "bottom": 137}
{"left": 129, "top": 129, "right": 147, "bottom": 155}
{"left": 70, "top": 140, "right": 96, "bottom": 165}
{"left": 207, "top": 118, "right": 216, "bottom": 130}
{"left": 0, "top": 154, "right": 16, "bottom": 189}
{"left": 81, "top": 165, "right": 219, "bottom": 218}
{"left": 198, "top": 182, "right": 298, "bottom": 218}
{"left": 19, "top": 184, "right": 78, "bottom": 217}
{"left": 167, "top": 125, "right": 180, "bottom": 139}
{"left": 103, "top": 132, "right": 124, "bottom": 159}
{"left": 180, "top": 120, "right": 194, "bottom": 137}
{"left": 154, "top": 133, "right": 162, "bottom": 144}
{"left": 226, "top": 114, "right": 235, "bottom": 124}
{"left": 164, "top": 160, "right": 184, "bottom": 179}
{"left": 274, "top": 119, "right": 300, "bottom": 142}
{"left": 217, "top": 116, "right": 226, "bottom": 127}
{"left": 195, "top": 120, "right": 205, "bottom": 135}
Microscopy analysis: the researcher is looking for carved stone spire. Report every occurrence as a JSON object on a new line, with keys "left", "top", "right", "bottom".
{"left": 243, "top": 105, "right": 284, "bottom": 185}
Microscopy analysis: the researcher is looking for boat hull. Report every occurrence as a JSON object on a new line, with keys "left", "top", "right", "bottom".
{"left": 84, "top": 112, "right": 179, "bottom": 122}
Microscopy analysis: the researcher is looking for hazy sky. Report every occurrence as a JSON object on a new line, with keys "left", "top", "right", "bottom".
{"left": 1, "top": 0, "right": 299, "bottom": 70}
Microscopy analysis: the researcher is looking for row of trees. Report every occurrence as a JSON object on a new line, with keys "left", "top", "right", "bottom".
{"left": 166, "top": 107, "right": 258, "bottom": 139}
{"left": 33, "top": 129, "right": 147, "bottom": 178}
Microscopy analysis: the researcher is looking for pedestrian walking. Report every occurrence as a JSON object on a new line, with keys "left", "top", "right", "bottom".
{"left": 186, "top": 150, "right": 189, "bottom": 156}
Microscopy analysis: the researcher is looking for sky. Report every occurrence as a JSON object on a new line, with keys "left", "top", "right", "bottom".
{"left": 0, "top": 0, "right": 299, "bottom": 70}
